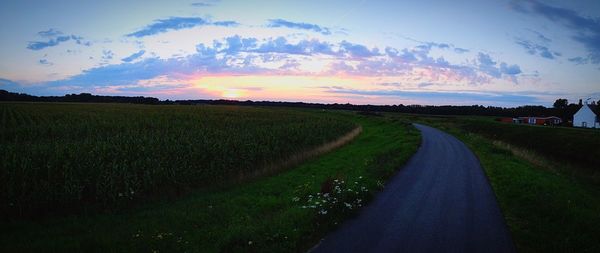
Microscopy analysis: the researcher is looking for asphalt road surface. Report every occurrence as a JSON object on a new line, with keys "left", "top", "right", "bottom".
{"left": 311, "top": 123, "right": 515, "bottom": 253}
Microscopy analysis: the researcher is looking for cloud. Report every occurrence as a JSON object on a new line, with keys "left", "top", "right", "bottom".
{"left": 191, "top": 0, "right": 219, "bottom": 7}
{"left": 102, "top": 50, "right": 114, "bottom": 60}
{"left": 323, "top": 86, "right": 542, "bottom": 105}
{"left": 27, "top": 29, "right": 90, "bottom": 50}
{"left": 500, "top": 63, "right": 522, "bottom": 75}
{"left": 33, "top": 36, "right": 523, "bottom": 92}
{"left": 267, "top": 19, "right": 332, "bottom": 35}
{"left": 213, "top": 21, "right": 239, "bottom": 27}
{"left": 121, "top": 50, "right": 146, "bottom": 62}
{"left": 0, "top": 78, "right": 21, "bottom": 89}
{"left": 454, "top": 47, "right": 469, "bottom": 53}
{"left": 514, "top": 38, "right": 560, "bottom": 59}
{"left": 191, "top": 2, "right": 212, "bottom": 7}
{"left": 339, "top": 41, "right": 380, "bottom": 58}
{"left": 527, "top": 29, "right": 552, "bottom": 43}
{"left": 37, "top": 29, "right": 63, "bottom": 38}
{"left": 127, "top": 17, "right": 208, "bottom": 37}
{"left": 510, "top": 0, "right": 600, "bottom": 64}
{"left": 126, "top": 17, "right": 241, "bottom": 37}
{"left": 568, "top": 56, "right": 589, "bottom": 65}
{"left": 477, "top": 53, "right": 521, "bottom": 82}
{"left": 39, "top": 59, "right": 53, "bottom": 65}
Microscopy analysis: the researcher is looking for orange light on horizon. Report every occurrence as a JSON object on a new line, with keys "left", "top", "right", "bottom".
{"left": 221, "top": 88, "right": 243, "bottom": 98}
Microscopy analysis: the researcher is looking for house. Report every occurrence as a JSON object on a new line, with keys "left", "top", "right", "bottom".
{"left": 517, "top": 116, "right": 562, "bottom": 126}
{"left": 573, "top": 104, "right": 599, "bottom": 128}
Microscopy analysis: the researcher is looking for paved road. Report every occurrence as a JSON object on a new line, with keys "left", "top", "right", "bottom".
{"left": 311, "top": 124, "right": 515, "bottom": 253}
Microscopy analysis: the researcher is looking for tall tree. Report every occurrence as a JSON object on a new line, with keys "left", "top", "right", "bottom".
{"left": 553, "top": 98, "right": 568, "bottom": 109}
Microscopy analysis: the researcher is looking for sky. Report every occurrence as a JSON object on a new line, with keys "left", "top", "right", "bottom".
{"left": 0, "top": 0, "right": 599, "bottom": 106}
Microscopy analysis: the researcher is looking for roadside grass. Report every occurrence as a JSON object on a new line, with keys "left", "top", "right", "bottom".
{"left": 0, "top": 111, "right": 421, "bottom": 252}
{"left": 403, "top": 115, "right": 600, "bottom": 252}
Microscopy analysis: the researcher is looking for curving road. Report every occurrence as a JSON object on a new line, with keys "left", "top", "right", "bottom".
{"left": 311, "top": 124, "right": 515, "bottom": 253}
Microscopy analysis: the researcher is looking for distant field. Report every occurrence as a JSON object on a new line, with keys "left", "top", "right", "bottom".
{"left": 459, "top": 118, "right": 600, "bottom": 171}
{"left": 0, "top": 103, "right": 356, "bottom": 217}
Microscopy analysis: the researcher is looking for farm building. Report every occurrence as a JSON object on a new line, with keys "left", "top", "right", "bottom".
{"left": 496, "top": 116, "right": 562, "bottom": 125}
{"left": 573, "top": 104, "right": 599, "bottom": 128}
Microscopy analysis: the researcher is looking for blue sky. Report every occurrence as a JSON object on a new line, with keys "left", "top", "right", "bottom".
{"left": 0, "top": 0, "right": 599, "bottom": 106}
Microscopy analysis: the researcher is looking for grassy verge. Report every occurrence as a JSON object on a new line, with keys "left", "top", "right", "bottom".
{"left": 404, "top": 115, "right": 600, "bottom": 252}
{"left": 0, "top": 111, "right": 420, "bottom": 252}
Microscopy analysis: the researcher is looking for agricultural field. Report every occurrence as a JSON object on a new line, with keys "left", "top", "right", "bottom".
{"left": 0, "top": 102, "right": 421, "bottom": 252}
{"left": 0, "top": 103, "right": 356, "bottom": 218}
{"left": 397, "top": 114, "right": 600, "bottom": 252}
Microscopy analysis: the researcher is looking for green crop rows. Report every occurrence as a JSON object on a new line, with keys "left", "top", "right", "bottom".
{"left": 0, "top": 103, "right": 355, "bottom": 217}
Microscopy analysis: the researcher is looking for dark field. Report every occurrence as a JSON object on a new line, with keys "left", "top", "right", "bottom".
{"left": 459, "top": 118, "right": 600, "bottom": 171}
{"left": 0, "top": 103, "right": 356, "bottom": 217}
{"left": 0, "top": 103, "right": 421, "bottom": 252}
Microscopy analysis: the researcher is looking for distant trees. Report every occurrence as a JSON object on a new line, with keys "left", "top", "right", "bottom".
{"left": 0, "top": 90, "right": 159, "bottom": 104}
{"left": 553, "top": 98, "right": 568, "bottom": 109}
{"left": 0, "top": 89, "right": 594, "bottom": 123}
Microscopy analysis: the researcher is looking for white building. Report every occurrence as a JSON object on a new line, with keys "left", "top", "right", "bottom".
{"left": 573, "top": 104, "right": 599, "bottom": 128}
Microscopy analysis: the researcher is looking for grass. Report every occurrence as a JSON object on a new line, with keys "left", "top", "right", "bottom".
{"left": 0, "top": 103, "right": 356, "bottom": 218}
{"left": 459, "top": 117, "right": 600, "bottom": 171}
{"left": 402, "top": 115, "right": 600, "bottom": 252}
{"left": 0, "top": 106, "right": 421, "bottom": 252}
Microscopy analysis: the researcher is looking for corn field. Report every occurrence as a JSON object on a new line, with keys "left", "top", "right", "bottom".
{"left": 0, "top": 103, "right": 355, "bottom": 217}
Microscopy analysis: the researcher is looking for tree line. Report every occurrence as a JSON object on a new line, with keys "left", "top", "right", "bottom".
{"left": 1, "top": 89, "right": 596, "bottom": 122}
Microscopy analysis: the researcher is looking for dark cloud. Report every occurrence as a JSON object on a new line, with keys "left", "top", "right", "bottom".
{"left": 212, "top": 21, "right": 239, "bottom": 27}
{"left": 514, "top": 38, "right": 560, "bottom": 59}
{"left": 191, "top": 2, "right": 212, "bottom": 7}
{"left": 510, "top": 0, "right": 600, "bottom": 64}
{"left": 27, "top": 29, "right": 90, "bottom": 50}
{"left": 126, "top": 17, "right": 208, "bottom": 37}
{"left": 454, "top": 47, "right": 469, "bottom": 53}
{"left": 121, "top": 50, "right": 146, "bottom": 62}
{"left": 102, "top": 50, "right": 114, "bottom": 60}
{"left": 39, "top": 59, "right": 53, "bottom": 65}
{"left": 339, "top": 41, "right": 380, "bottom": 58}
{"left": 477, "top": 53, "right": 521, "bottom": 82}
{"left": 37, "top": 29, "right": 63, "bottom": 38}
{"left": 126, "top": 17, "right": 241, "bottom": 37}
{"left": 568, "top": 56, "right": 589, "bottom": 65}
{"left": 267, "top": 19, "right": 332, "bottom": 35}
